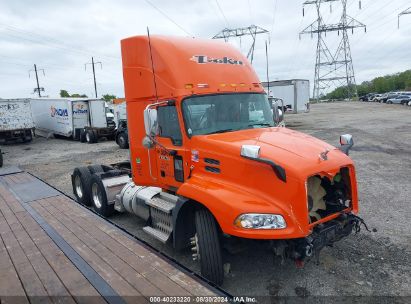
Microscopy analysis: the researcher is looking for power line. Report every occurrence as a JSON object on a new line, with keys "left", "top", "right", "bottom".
{"left": 398, "top": 7, "right": 411, "bottom": 28}
{"left": 144, "top": 0, "right": 194, "bottom": 36}
{"left": 215, "top": 0, "right": 230, "bottom": 27}
{"left": 0, "top": 23, "right": 120, "bottom": 61}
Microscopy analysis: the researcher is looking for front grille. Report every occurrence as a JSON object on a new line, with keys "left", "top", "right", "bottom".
{"left": 307, "top": 167, "right": 352, "bottom": 223}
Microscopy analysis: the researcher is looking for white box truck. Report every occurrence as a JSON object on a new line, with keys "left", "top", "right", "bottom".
{"left": 262, "top": 79, "right": 310, "bottom": 114}
{"left": 0, "top": 99, "right": 35, "bottom": 143}
{"left": 30, "top": 98, "right": 116, "bottom": 143}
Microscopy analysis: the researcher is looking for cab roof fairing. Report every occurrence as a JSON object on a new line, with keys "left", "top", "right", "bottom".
{"left": 121, "top": 35, "right": 264, "bottom": 101}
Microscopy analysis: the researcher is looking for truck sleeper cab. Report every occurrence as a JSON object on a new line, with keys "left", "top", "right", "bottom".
{"left": 71, "top": 35, "right": 365, "bottom": 286}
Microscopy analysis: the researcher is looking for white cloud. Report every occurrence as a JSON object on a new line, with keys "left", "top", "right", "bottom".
{"left": 0, "top": 0, "right": 410, "bottom": 98}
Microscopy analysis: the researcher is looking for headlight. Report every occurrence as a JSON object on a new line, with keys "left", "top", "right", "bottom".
{"left": 234, "top": 213, "right": 286, "bottom": 229}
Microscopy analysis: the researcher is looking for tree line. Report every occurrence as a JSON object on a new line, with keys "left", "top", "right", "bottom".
{"left": 59, "top": 90, "right": 116, "bottom": 102}
{"left": 325, "top": 69, "right": 411, "bottom": 99}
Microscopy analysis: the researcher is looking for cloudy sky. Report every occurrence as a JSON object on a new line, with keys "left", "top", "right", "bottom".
{"left": 0, "top": 0, "right": 410, "bottom": 98}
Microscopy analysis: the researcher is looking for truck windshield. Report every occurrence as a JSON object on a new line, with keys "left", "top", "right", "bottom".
{"left": 182, "top": 93, "right": 275, "bottom": 136}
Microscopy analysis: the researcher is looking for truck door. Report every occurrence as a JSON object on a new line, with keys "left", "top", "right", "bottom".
{"left": 89, "top": 100, "right": 107, "bottom": 128}
{"left": 72, "top": 101, "right": 90, "bottom": 129}
{"left": 154, "top": 104, "right": 186, "bottom": 189}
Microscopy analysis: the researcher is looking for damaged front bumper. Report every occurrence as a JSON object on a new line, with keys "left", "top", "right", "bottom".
{"left": 276, "top": 213, "right": 368, "bottom": 265}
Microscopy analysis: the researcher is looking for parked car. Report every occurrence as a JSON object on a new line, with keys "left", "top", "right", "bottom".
{"left": 381, "top": 92, "right": 400, "bottom": 103}
{"left": 372, "top": 94, "right": 383, "bottom": 102}
{"left": 359, "top": 93, "right": 376, "bottom": 102}
{"left": 386, "top": 95, "right": 410, "bottom": 105}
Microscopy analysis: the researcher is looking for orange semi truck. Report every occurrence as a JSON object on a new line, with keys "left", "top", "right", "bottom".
{"left": 72, "top": 35, "right": 365, "bottom": 285}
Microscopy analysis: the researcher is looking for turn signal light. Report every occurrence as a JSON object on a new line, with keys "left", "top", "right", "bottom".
{"left": 185, "top": 83, "right": 194, "bottom": 89}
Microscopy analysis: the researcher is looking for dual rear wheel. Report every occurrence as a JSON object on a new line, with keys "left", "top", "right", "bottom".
{"left": 72, "top": 165, "right": 113, "bottom": 216}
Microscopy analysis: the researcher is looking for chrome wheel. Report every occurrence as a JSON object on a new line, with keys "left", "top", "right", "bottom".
{"left": 91, "top": 182, "right": 102, "bottom": 209}
{"left": 74, "top": 175, "right": 83, "bottom": 198}
{"left": 190, "top": 234, "right": 200, "bottom": 261}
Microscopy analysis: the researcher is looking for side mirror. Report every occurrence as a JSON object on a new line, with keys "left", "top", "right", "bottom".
{"left": 142, "top": 136, "right": 155, "bottom": 149}
{"left": 339, "top": 134, "right": 354, "bottom": 155}
{"left": 272, "top": 101, "right": 284, "bottom": 125}
{"left": 277, "top": 108, "right": 284, "bottom": 123}
{"left": 143, "top": 108, "right": 158, "bottom": 136}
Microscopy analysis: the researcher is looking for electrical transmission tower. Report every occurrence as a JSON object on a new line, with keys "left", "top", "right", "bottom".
{"left": 212, "top": 25, "right": 269, "bottom": 64}
{"left": 398, "top": 7, "right": 411, "bottom": 28}
{"left": 300, "top": 0, "right": 366, "bottom": 101}
{"left": 28, "top": 64, "right": 45, "bottom": 97}
{"left": 85, "top": 57, "right": 102, "bottom": 98}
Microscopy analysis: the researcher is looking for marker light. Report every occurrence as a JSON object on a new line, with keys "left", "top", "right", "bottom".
{"left": 230, "top": 83, "right": 237, "bottom": 87}
{"left": 220, "top": 83, "right": 227, "bottom": 87}
{"left": 234, "top": 213, "right": 286, "bottom": 229}
{"left": 185, "top": 84, "right": 194, "bottom": 89}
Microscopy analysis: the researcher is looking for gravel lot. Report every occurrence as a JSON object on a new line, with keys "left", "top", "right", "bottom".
{"left": 1, "top": 101, "right": 410, "bottom": 300}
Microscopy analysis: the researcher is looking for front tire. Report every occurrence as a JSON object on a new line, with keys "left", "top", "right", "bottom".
{"left": 194, "top": 209, "right": 224, "bottom": 286}
{"left": 90, "top": 174, "right": 114, "bottom": 217}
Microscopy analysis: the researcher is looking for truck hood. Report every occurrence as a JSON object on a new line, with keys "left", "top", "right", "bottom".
{"left": 194, "top": 127, "right": 352, "bottom": 180}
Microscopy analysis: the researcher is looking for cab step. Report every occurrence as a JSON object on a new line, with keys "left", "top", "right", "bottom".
{"left": 143, "top": 226, "right": 171, "bottom": 243}
{"left": 145, "top": 192, "right": 177, "bottom": 213}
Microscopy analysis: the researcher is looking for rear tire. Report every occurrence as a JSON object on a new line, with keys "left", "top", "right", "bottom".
{"left": 0, "top": 152, "right": 3, "bottom": 167}
{"left": 90, "top": 174, "right": 114, "bottom": 217}
{"left": 88, "top": 164, "right": 104, "bottom": 174}
{"left": 116, "top": 133, "right": 129, "bottom": 149}
{"left": 23, "top": 131, "right": 32, "bottom": 143}
{"left": 86, "top": 130, "right": 97, "bottom": 144}
{"left": 194, "top": 209, "right": 224, "bottom": 286}
{"left": 80, "top": 129, "right": 86, "bottom": 143}
{"left": 72, "top": 167, "right": 93, "bottom": 206}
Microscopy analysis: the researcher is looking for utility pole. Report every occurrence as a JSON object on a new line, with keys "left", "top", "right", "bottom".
{"left": 212, "top": 25, "right": 269, "bottom": 64}
{"left": 85, "top": 57, "right": 102, "bottom": 98}
{"left": 28, "top": 64, "right": 45, "bottom": 97}
{"left": 300, "top": 0, "right": 366, "bottom": 101}
{"left": 398, "top": 7, "right": 411, "bottom": 28}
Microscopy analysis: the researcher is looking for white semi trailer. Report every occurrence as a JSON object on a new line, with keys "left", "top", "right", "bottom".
{"left": 262, "top": 79, "right": 310, "bottom": 114}
{"left": 0, "top": 99, "right": 35, "bottom": 143}
{"left": 30, "top": 98, "right": 116, "bottom": 143}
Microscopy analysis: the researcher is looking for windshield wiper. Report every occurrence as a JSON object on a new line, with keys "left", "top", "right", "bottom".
{"left": 248, "top": 123, "right": 273, "bottom": 127}
{"left": 205, "top": 128, "right": 234, "bottom": 135}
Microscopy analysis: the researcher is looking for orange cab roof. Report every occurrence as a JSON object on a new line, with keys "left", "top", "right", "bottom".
{"left": 121, "top": 35, "right": 263, "bottom": 101}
